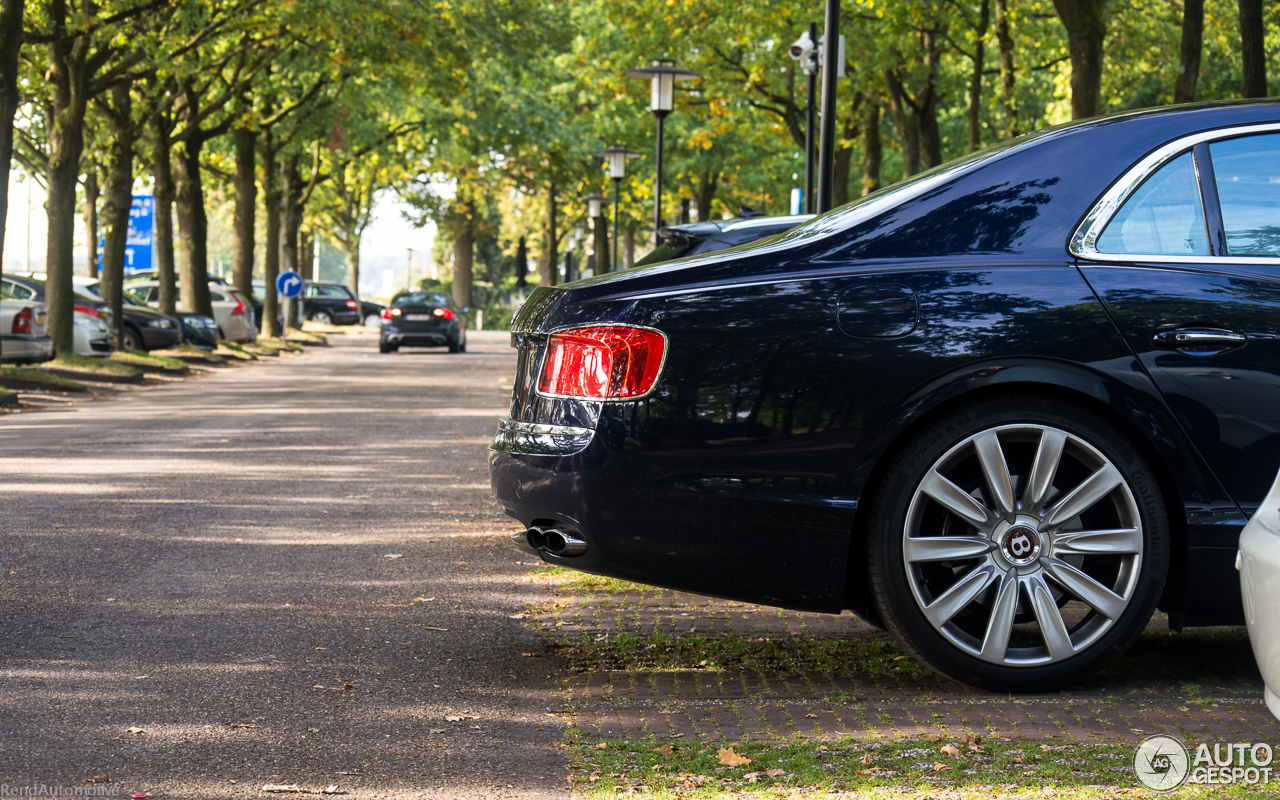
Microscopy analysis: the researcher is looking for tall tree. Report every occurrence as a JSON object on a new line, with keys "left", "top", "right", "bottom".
{"left": 0, "top": 0, "right": 25, "bottom": 280}
{"left": 1238, "top": 0, "right": 1266, "bottom": 98}
{"left": 1174, "top": 0, "right": 1205, "bottom": 103}
{"left": 1053, "top": 0, "right": 1109, "bottom": 119}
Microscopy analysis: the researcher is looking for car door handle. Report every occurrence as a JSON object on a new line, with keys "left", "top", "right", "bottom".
{"left": 1152, "top": 327, "right": 1247, "bottom": 356}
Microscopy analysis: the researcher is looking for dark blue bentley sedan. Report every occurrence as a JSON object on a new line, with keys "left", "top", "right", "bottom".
{"left": 490, "top": 101, "right": 1280, "bottom": 690}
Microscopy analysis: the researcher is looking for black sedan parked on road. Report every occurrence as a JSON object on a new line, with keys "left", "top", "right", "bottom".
{"left": 636, "top": 214, "right": 814, "bottom": 266}
{"left": 491, "top": 101, "right": 1280, "bottom": 691}
{"left": 304, "top": 282, "right": 362, "bottom": 325}
{"left": 379, "top": 292, "right": 466, "bottom": 353}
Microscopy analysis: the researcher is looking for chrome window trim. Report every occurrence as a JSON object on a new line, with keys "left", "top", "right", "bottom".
{"left": 1070, "top": 121, "right": 1280, "bottom": 265}
{"left": 532, "top": 323, "right": 670, "bottom": 403}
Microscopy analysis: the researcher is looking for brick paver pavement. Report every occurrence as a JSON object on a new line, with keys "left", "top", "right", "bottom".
{"left": 530, "top": 590, "right": 1280, "bottom": 745}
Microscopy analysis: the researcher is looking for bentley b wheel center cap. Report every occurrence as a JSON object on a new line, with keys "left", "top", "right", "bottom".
{"left": 1001, "top": 525, "right": 1041, "bottom": 566}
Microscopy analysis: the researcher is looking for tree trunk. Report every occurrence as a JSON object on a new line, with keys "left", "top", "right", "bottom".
{"left": 1053, "top": 0, "right": 1109, "bottom": 119}
{"left": 918, "top": 29, "right": 944, "bottom": 169}
{"left": 299, "top": 230, "right": 314, "bottom": 281}
{"left": 862, "top": 101, "right": 882, "bottom": 196}
{"left": 453, "top": 226, "right": 474, "bottom": 310}
{"left": 514, "top": 236, "right": 527, "bottom": 288}
{"left": 696, "top": 169, "right": 718, "bottom": 222}
{"left": 260, "top": 133, "right": 281, "bottom": 338}
{"left": 231, "top": 126, "right": 257, "bottom": 299}
{"left": 994, "top": 0, "right": 1018, "bottom": 137}
{"left": 832, "top": 145, "right": 853, "bottom": 207}
{"left": 43, "top": 0, "right": 92, "bottom": 358}
{"left": 0, "top": 0, "right": 24, "bottom": 289}
{"left": 885, "top": 72, "right": 921, "bottom": 178}
{"left": 1174, "top": 0, "right": 1205, "bottom": 103}
{"left": 969, "top": 0, "right": 991, "bottom": 151}
{"left": 540, "top": 182, "right": 557, "bottom": 287}
{"left": 150, "top": 113, "right": 178, "bottom": 316}
{"left": 1239, "top": 0, "right": 1266, "bottom": 97}
{"left": 100, "top": 80, "right": 133, "bottom": 350}
{"left": 341, "top": 241, "right": 359, "bottom": 295}
{"left": 82, "top": 164, "right": 99, "bottom": 278}
{"left": 173, "top": 135, "right": 213, "bottom": 316}
{"left": 592, "top": 213, "right": 609, "bottom": 274}
{"left": 623, "top": 226, "right": 635, "bottom": 268}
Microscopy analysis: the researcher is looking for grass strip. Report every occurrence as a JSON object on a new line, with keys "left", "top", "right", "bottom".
{"left": 215, "top": 342, "right": 257, "bottom": 360}
{"left": 0, "top": 365, "right": 86, "bottom": 390}
{"left": 110, "top": 349, "right": 186, "bottom": 369}
{"left": 49, "top": 353, "right": 141, "bottom": 377}
{"left": 567, "top": 734, "right": 1248, "bottom": 798}
{"left": 256, "top": 337, "right": 304, "bottom": 352}
{"left": 550, "top": 628, "right": 930, "bottom": 677}
{"left": 532, "top": 565, "right": 658, "bottom": 595}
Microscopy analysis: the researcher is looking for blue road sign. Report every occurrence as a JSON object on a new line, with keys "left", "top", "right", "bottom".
{"left": 276, "top": 270, "right": 303, "bottom": 298}
{"left": 96, "top": 194, "right": 155, "bottom": 274}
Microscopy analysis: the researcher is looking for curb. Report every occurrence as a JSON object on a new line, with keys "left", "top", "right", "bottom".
{"left": 39, "top": 366, "right": 144, "bottom": 384}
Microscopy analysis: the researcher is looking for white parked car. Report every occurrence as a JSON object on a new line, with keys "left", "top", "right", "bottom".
{"left": 1239, "top": 468, "right": 1280, "bottom": 721}
{"left": 0, "top": 296, "right": 53, "bottom": 363}
{"left": 124, "top": 280, "right": 257, "bottom": 343}
{"left": 4, "top": 274, "right": 110, "bottom": 357}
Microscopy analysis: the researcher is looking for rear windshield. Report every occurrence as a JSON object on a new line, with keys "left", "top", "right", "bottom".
{"left": 634, "top": 234, "right": 698, "bottom": 267}
{"left": 393, "top": 292, "right": 451, "bottom": 308}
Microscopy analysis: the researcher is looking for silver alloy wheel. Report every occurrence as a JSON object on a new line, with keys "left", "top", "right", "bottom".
{"left": 903, "top": 424, "right": 1143, "bottom": 667}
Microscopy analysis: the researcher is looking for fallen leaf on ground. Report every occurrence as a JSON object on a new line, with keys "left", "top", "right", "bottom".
{"left": 717, "top": 747, "right": 751, "bottom": 767}
{"left": 383, "top": 554, "right": 403, "bottom": 559}
{"left": 1041, "top": 744, "right": 1052, "bottom": 752}
{"left": 933, "top": 763, "right": 951, "bottom": 772}
{"left": 940, "top": 744, "right": 960, "bottom": 756}
{"left": 594, "top": 742, "right": 608, "bottom": 749}
{"left": 743, "top": 772, "right": 760, "bottom": 783}
{"left": 125, "top": 727, "right": 145, "bottom": 734}
{"left": 261, "top": 785, "right": 304, "bottom": 793}
{"left": 766, "top": 768, "right": 785, "bottom": 777}
{"left": 423, "top": 626, "right": 448, "bottom": 632}
{"left": 508, "top": 614, "right": 525, "bottom": 619}
{"left": 225, "top": 722, "right": 257, "bottom": 729}
{"left": 653, "top": 745, "right": 673, "bottom": 755}
{"left": 321, "top": 787, "right": 340, "bottom": 795}
{"left": 861, "top": 753, "right": 872, "bottom": 766}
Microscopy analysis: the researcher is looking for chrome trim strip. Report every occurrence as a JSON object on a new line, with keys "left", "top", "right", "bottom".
{"left": 532, "top": 323, "right": 670, "bottom": 403}
{"left": 499, "top": 419, "right": 594, "bottom": 437}
{"left": 1070, "top": 121, "right": 1280, "bottom": 264}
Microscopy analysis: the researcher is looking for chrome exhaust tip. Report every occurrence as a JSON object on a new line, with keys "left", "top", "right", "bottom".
{"left": 541, "top": 528, "right": 587, "bottom": 557}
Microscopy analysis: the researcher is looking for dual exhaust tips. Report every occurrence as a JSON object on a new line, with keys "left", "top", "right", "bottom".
{"left": 516, "top": 525, "right": 587, "bottom": 557}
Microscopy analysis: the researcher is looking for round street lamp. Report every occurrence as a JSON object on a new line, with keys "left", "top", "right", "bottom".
{"left": 580, "top": 193, "right": 609, "bottom": 273}
{"left": 593, "top": 145, "right": 640, "bottom": 270}
{"left": 625, "top": 59, "right": 699, "bottom": 244}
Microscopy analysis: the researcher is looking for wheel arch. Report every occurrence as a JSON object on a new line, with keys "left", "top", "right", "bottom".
{"left": 843, "top": 358, "right": 1206, "bottom": 629}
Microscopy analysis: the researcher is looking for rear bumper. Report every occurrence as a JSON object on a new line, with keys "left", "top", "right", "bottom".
{"left": 488, "top": 418, "right": 851, "bottom": 613}
{"left": 382, "top": 325, "right": 458, "bottom": 347}
{"left": 140, "top": 327, "right": 182, "bottom": 350}
{"left": 0, "top": 334, "right": 54, "bottom": 363}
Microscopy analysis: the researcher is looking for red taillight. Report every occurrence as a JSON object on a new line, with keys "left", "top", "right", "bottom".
{"left": 230, "top": 294, "right": 245, "bottom": 316}
{"left": 74, "top": 304, "right": 103, "bottom": 320}
{"left": 538, "top": 326, "right": 666, "bottom": 400}
{"left": 433, "top": 307, "right": 455, "bottom": 320}
{"left": 381, "top": 308, "right": 396, "bottom": 320}
{"left": 346, "top": 300, "right": 359, "bottom": 309}
{"left": 11, "top": 307, "right": 33, "bottom": 335}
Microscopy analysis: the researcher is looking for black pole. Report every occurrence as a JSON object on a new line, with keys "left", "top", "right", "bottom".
{"left": 804, "top": 21, "right": 818, "bottom": 215}
{"left": 612, "top": 177, "right": 621, "bottom": 271}
{"left": 653, "top": 111, "right": 668, "bottom": 243}
{"left": 816, "top": 0, "right": 840, "bottom": 213}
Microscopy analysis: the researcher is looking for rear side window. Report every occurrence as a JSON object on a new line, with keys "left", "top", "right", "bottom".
{"left": 1209, "top": 133, "right": 1280, "bottom": 257}
{"left": 2, "top": 281, "right": 35, "bottom": 300}
{"left": 635, "top": 235, "right": 697, "bottom": 267}
{"left": 1097, "top": 152, "right": 1209, "bottom": 257}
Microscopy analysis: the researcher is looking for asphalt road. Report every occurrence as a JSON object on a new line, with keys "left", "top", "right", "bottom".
{"left": 0, "top": 331, "right": 568, "bottom": 799}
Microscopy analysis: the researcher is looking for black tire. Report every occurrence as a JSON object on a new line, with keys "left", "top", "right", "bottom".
{"left": 448, "top": 335, "right": 464, "bottom": 354}
{"left": 379, "top": 340, "right": 396, "bottom": 354}
{"left": 310, "top": 311, "right": 333, "bottom": 325}
{"left": 865, "top": 393, "right": 1169, "bottom": 691}
{"left": 122, "top": 326, "right": 144, "bottom": 351}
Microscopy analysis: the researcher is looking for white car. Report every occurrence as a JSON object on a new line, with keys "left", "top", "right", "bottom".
{"left": 1238, "top": 468, "right": 1280, "bottom": 721}
{"left": 4, "top": 274, "right": 110, "bottom": 357}
{"left": 0, "top": 297, "right": 53, "bottom": 363}
{"left": 123, "top": 280, "right": 258, "bottom": 343}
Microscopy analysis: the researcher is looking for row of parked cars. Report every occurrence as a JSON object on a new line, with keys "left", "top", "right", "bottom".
{"left": 0, "top": 271, "right": 380, "bottom": 361}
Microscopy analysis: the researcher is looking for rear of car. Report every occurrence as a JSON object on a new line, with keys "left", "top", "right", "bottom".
{"left": 305, "top": 283, "right": 362, "bottom": 325}
{"left": 209, "top": 287, "right": 257, "bottom": 342}
{"left": 5, "top": 274, "right": 110, "bottom": 356}
{"left": 379, "top": 292, "right": 464, "bottom": 353}
{"left": 635, "top": 214, "right": 814, "bottom": 267}
{"left": 0, "top": 298, "right": 53, "bottom": 363}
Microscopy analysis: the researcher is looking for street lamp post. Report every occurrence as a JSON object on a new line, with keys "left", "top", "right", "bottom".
{"left": 625, "top": 59, "right": 699, "bottom": 244}
{"left": 566, "top": 223, "right": 586, "bottom": 282}
{"left": 580, "top": 193, "right": 609, "bottom": 273}
{"left": 593, "top": 145, "right": 640, "bottom": 271}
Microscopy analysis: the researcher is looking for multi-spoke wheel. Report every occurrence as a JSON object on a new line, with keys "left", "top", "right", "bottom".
{"left": 867, "top": 395, "right": 1169, "bottom": 691}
